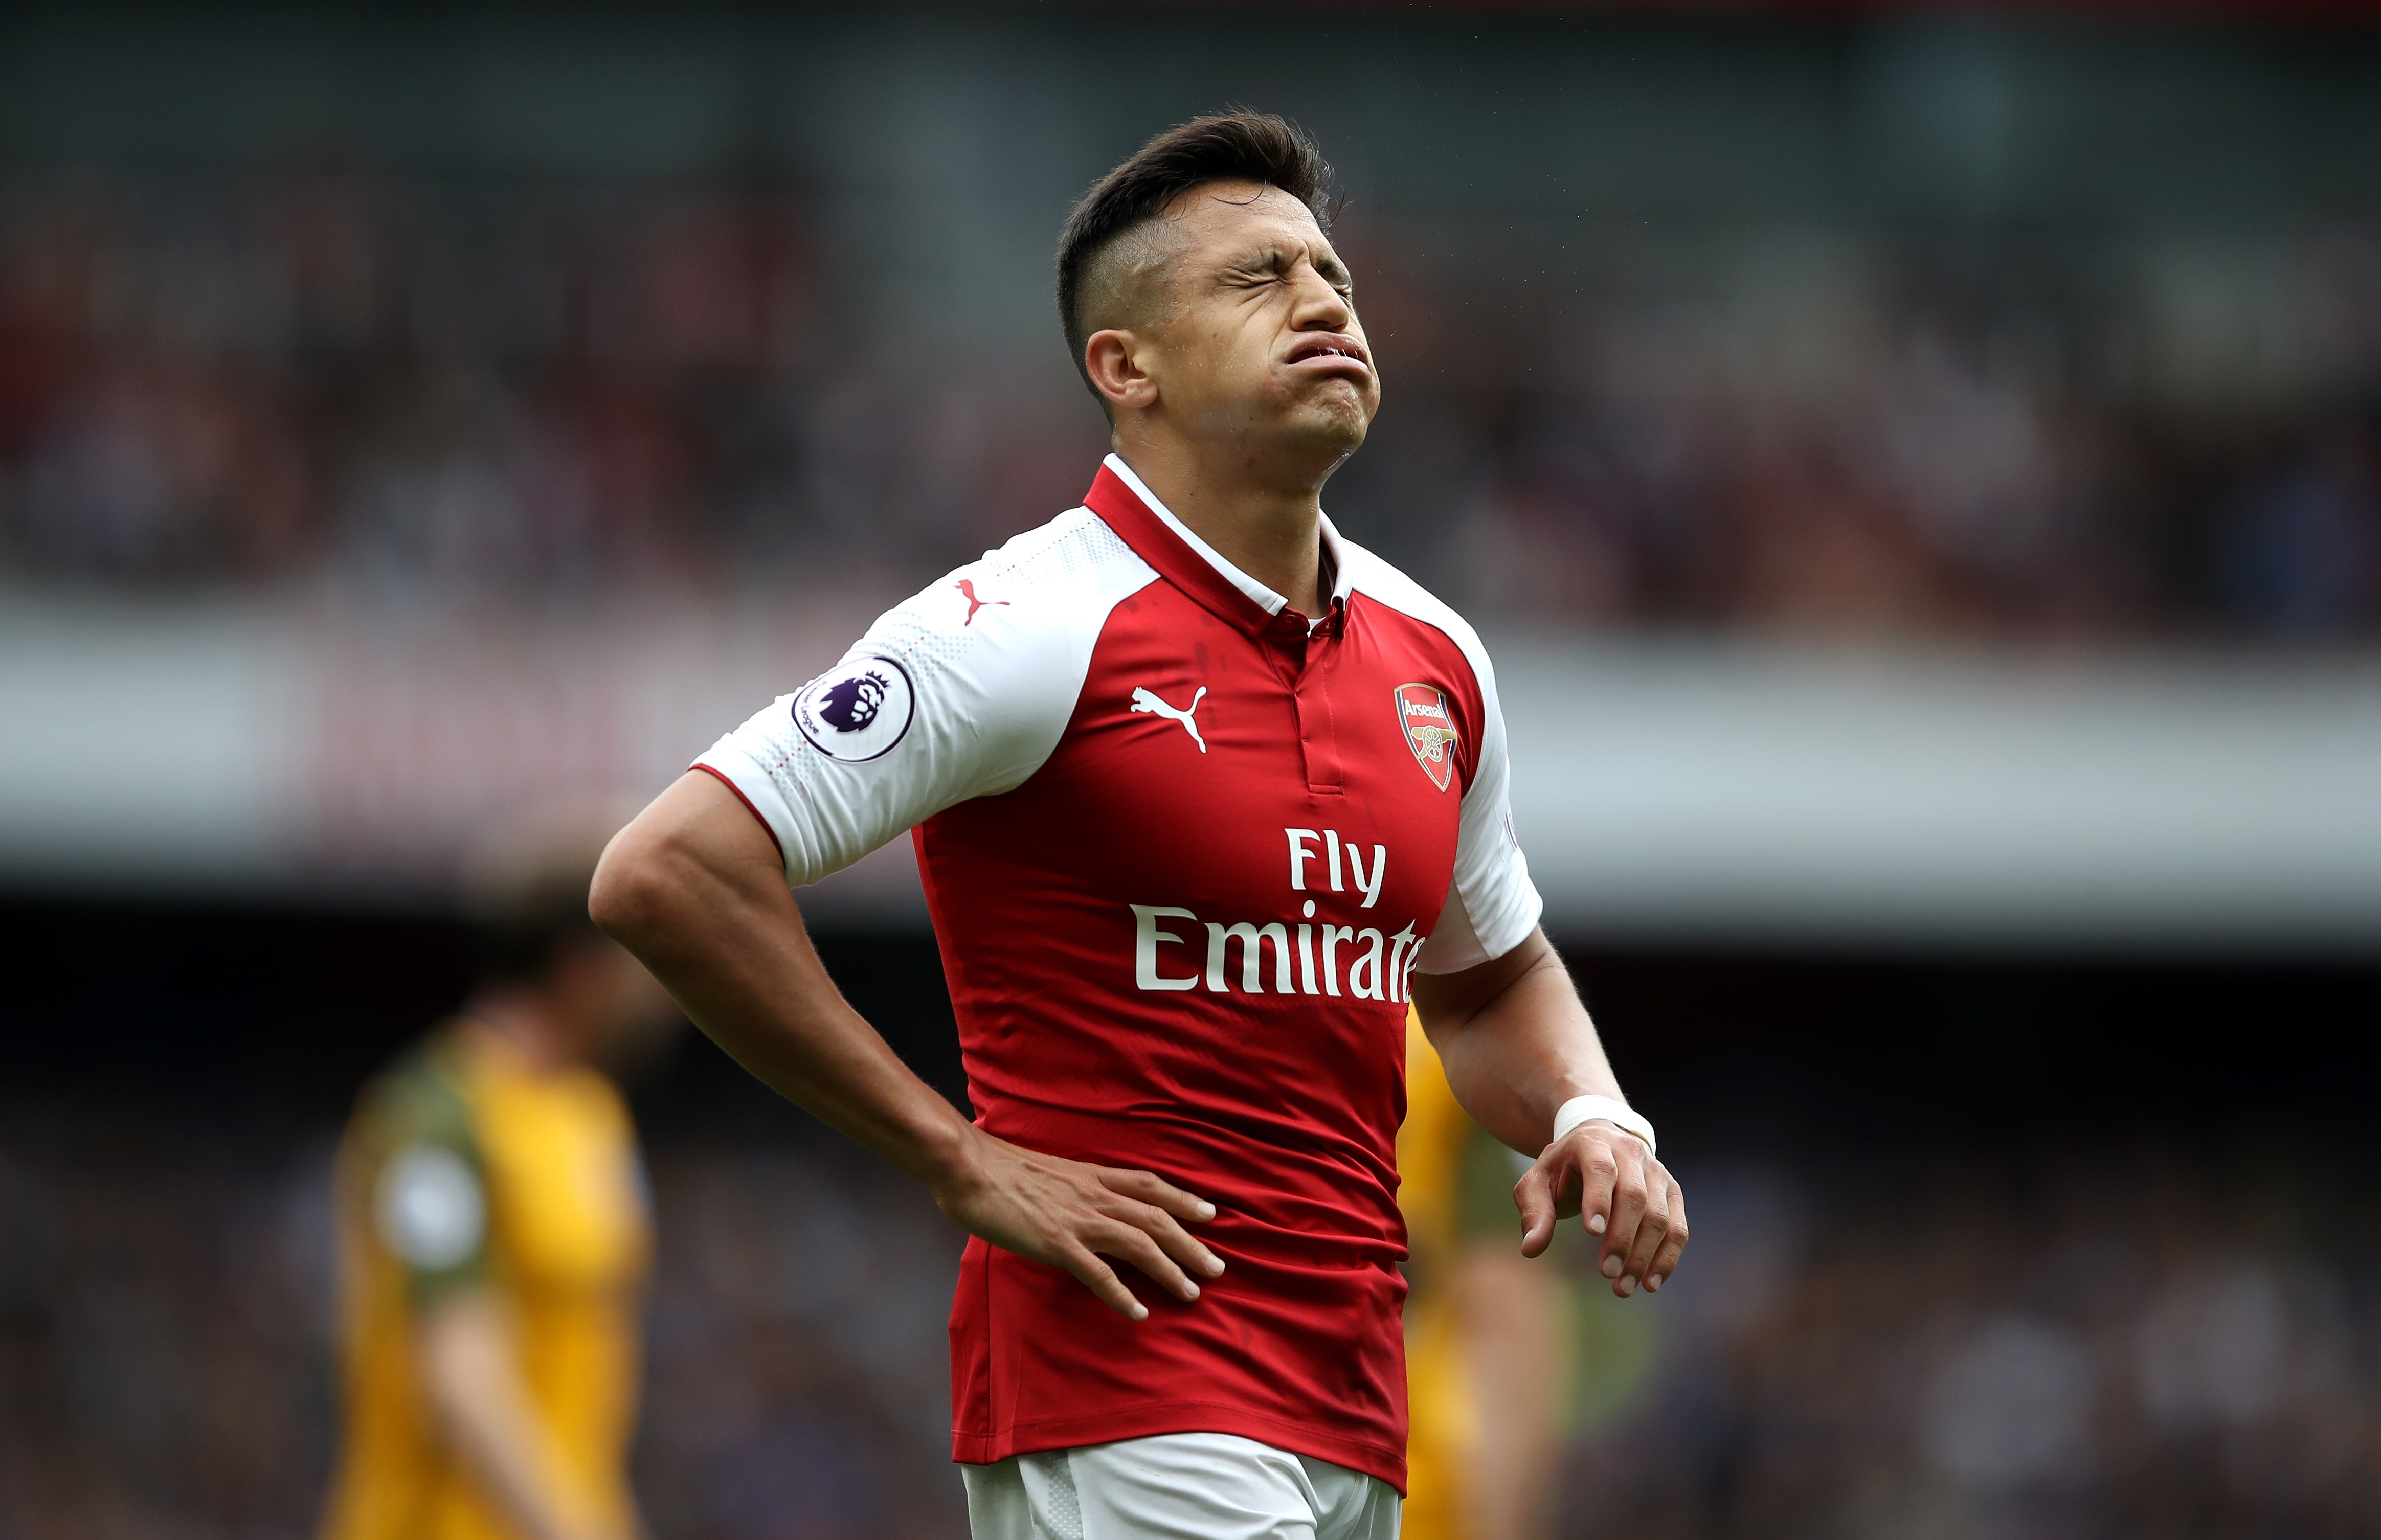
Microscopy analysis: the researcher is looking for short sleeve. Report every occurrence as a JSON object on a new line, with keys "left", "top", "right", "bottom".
{"left": 1413, "top": 636, "right": 1543, "bottom": 974}
{"left": 374, "top": 1141, "right": 490, "bottom": 1299}
{"left": 697, "top": 511, "right": 1154, "bottom": 887}
{"left": 359, "top": 1055, "right": 492, "bottom": 1304}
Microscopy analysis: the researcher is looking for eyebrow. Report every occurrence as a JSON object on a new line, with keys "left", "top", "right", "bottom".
{"left": 1222, "top": 242, "right": 1353, "bottom": 288}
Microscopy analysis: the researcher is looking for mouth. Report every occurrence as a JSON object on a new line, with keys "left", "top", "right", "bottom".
{"left": 1283, "top": 334, "right": 1374, "bottom": 379}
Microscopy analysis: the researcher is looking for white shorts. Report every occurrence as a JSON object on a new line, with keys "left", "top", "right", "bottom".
{"left": 962, "top": 1431, "right": 1402, "bottom": 1540}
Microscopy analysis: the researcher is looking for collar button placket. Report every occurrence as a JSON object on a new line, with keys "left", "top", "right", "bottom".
{"left": 1294, "top": 623, "right": 1344, "bottom": 797}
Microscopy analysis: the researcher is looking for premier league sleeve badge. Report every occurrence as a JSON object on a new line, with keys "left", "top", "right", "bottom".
{"left": 793, "top": 656, "right": 917, "bottom": 762}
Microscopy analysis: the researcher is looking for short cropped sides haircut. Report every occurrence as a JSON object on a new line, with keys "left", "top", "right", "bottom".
{"left": 1056, "top": 110, "right": 1336, "bottom": 400}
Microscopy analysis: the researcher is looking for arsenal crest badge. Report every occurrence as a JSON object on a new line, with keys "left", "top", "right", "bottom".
{"left": 1395, "top": 683, "right": 1459, "bottom": 791}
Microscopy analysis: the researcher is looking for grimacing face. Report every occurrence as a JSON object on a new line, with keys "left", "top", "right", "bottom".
{"left": 1091, "top": 180, "right": 1380, "bottom": 470}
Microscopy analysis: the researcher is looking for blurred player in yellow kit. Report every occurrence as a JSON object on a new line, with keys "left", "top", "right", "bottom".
{"left": 1401, "top": 1013, "right": 1568, "bottom": 1540}
{"left": 318, "top": 840, "right": 673, "bottom": 1540}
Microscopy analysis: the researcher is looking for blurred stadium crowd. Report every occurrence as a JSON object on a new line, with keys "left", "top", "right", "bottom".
{"left": 4, "top": 168, "right": 2379, "bottom": 641}
{"left": 0, "top": 1108, "right": 968, "bottom": 1540}
{"left": 5, "top": 1108, "right": 2374, "bottom": 1539}
{"left": 9, "top": 14, "right": 2381, "bottom": 1540}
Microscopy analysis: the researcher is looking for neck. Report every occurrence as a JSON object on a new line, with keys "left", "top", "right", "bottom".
{"left": 1111, "top": 426, "right": 1334, "bottom": 619}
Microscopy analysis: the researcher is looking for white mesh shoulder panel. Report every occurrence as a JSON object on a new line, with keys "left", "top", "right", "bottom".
{"left": 699, "top": 507, "right": 1159, "bottom": 886}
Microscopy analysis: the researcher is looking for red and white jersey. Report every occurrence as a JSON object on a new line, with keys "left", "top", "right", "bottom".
{"left": 698, "top": 454, "right": 1540, "bottom": 1491}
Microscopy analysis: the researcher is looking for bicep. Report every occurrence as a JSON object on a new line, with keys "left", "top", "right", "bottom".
{"left": 595, "top": 771, "right": 859, "bottom": 1072}
{"left": 594, "top": 769, "right": 790, "bottom": 945}
{"left": 1411, "top": 927, "right": 1607, "bottom": 1157}
{"left": 1411, "top": 926, "right": 1557, "bottom": 1042}
{"left": 640, "top": 768, "right": 786, "bottom": 881}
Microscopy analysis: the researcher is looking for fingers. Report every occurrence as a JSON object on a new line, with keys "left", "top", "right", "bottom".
{"left": 1124, "top": 1198, "right": 1227, "bottom": 1281}
{"left": 1612, "top": 1163, "right": 1674, "bottom": 1298}
{"left": 1097, "top": 1166, "right": 1217, "bottom": 1225}
{"left": 1093, "top": 1219, "right": 1204, "bottom": 1305}
{"left": 1578, "top": 1134, "right": 1622, "bottom": 1241}
{"left": 1096, "top": 1169, "right": 1225, "bottom": 1279}
{"left": 1511, "top": 1127, "right": 1688, "bottom": 1300}
{"left": 1596, "top": 1144, "right": 1650, "bottom": 1289}
{"left": 1061, "top": 1225, "right": 1203, "bottom": 1322}
{"left": 946, "top": 1141, "right": 1231, "bottom": 1320}
{"left": 1641, "top": 1174, "right": 1690, "bottom": 1295}
{"left": 1058, "top": 1244, "right": 1148, "bottom": 1321}
{"left": 1513, "top": 1158, "right": 1557, "bottom": 1258}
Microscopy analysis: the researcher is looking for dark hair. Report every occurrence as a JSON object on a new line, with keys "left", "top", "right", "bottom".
{"left": 474, "top": 864, "right": 603, "bottom": 985}
{"left": 465, "top": 833, "right": 610, "bottom": 986}
{"left": 1056, "top": 110, "right": 1335, "bottom": 393}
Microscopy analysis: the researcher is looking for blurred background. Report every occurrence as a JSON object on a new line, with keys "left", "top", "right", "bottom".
{"left": 4, "top": 3, "right": 2380, "bottom": 1537}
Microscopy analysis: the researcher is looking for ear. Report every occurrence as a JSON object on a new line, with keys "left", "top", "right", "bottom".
{"left": 1084, "top": 329, "right": 1160, "bottom": 415}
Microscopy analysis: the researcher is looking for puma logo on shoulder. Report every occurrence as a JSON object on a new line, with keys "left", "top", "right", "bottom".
{"left": 1130, "top": 685, "right": 1208, "bottom": 754}
{"left": 955, "top": 579, "right": 1008, "bottom": 626}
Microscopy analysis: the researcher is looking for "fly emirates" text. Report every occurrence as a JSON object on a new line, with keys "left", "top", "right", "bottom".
{"left": 1129, "top": 828, "right": 1428, "bottom": 1002}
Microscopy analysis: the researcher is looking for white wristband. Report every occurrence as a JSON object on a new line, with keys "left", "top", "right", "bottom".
{"left": 1552, "top": 1095, "right": 1656, "bottom": 1159}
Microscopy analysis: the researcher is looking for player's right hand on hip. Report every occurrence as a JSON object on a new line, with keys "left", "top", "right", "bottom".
{"left": 931, "top": 1131, "right": 1225, "bottom": 1321}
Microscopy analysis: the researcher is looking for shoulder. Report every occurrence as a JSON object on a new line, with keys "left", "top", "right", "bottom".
{"left": 351, "top": 1037, "right": 477, "bottom": 1155}
{"left": 968, "top": 504, "right": 1157, "bottom": 598}
{"left": 343, "top": 1038, "right": 494, "bottom": 1273}
{"left": 751, "top": 505, "right": 1160, "bottom": 787}
{"left": 851, "top": 505, "right": 1161, "bottom": 676}
{"left": 1337, "top": 534, "right": 1496, "bottom": 693}
{"left": 922, "top": 505, "right": 1158, "bottom": 627}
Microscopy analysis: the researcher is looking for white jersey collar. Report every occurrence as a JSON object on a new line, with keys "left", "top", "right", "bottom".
{"left": 1102, "top": 452, "right": 1352, "bottom": 622}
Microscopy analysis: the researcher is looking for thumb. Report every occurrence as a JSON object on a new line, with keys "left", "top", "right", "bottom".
{"left": 1513, "top": 1155, "right": 1557, "bottom": 1258}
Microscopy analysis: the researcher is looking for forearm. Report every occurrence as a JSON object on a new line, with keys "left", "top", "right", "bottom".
{"left": 592, "top": 773, "right": 977, "bottom": 1188}
{"left": 596, "top": 773, "right": 1223, "bottom": 1321}
{"left": 1414, "top": 927, "right": 1683, "bottom": 1286}
{"left": 1412, "top": 929, "right": 1625, "bottom": 1155}
{"left": 422, "top": 1296, "right": 613, "bottom": 1540}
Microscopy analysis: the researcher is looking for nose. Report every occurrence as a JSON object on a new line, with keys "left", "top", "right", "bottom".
{"left": 1288, "top": 263, "right": 1353, "bottom": 332}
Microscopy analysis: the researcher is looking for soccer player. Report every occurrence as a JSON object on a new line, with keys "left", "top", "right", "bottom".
{"left": 319, "top": 840, "right": 672, "bottom": 1540}
{"left": 593, "top": 111, "right": 1686, "bottom": 1538}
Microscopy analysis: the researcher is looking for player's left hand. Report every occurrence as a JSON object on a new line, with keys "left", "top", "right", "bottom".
{"left": 1513, "top": 1121, "right": 1687, "bottom": 1299}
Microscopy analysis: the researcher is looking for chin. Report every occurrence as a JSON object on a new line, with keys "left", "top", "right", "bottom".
{"left": 1292, "top": 395, "right": 1372, "bottom": 457}
{"left": 1215, "top": 380, "right": 1374, "bottom": 471}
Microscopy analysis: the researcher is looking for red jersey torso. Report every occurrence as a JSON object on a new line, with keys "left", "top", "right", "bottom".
{"left": 701, "top": 457, "right": 1541, "bottom": 1490}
